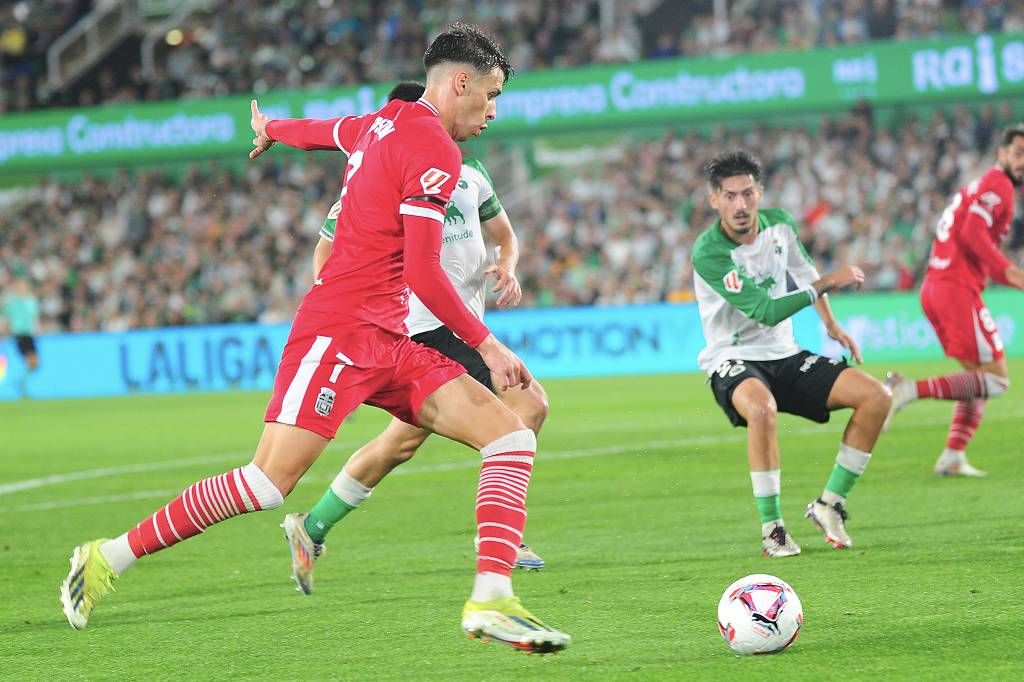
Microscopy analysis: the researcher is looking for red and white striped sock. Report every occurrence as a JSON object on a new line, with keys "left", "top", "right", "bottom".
{"left": 945, "top": 399, "right": 986, "bottom": 452}
{"left": 915, "top": 372, "right": 986, "bottom": 401}
{"left": 99, "top": 463, "right": 283, "bottom": 574}
{"left": 471, "top": 430, "right": 536, "bottom": 602}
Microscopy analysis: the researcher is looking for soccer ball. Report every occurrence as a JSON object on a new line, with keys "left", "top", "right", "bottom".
{"left": 717, "top": 574, "right": 803, "bottom": 655}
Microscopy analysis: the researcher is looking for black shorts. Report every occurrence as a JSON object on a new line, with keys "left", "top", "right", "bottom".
{"left": 15, "top": 335, "right": 37, "bottom": 357}
{"left": 709, "top": 351, "right": 849, "bottom": 428}
{"left": 411, "top": 325, "right": 493, "bottom": 392}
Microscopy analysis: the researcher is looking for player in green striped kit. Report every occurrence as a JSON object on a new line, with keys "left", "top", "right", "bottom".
{"left": 692, "top": 150, "right": 892, "bottom": 557}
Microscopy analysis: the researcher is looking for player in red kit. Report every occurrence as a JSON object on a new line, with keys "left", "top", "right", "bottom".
{"left": 886, "top": 125, "right": 1024, "bottom": 476}
{"left": 59, "top": 23, "right": 570, "bottom": 654}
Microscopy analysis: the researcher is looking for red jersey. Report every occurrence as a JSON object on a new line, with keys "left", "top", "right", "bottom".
{"left": 925, "top": 165, "right": 1015, "bottom": 293}
{"left": 265, "top": 99, "right": 489, "bottom": 347}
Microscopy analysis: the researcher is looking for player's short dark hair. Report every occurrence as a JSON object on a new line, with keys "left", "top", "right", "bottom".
{"left": 423, "top": 21, "right": 513, "bottom": 83}
{"left": 702, "top": 150, "right": 763, "bottom": 190}
{"left": 1000, "top": 124, "right": 1024, "bottom": 147}
{"left": 387, "top": 81, "right": 425, "bottom": 102}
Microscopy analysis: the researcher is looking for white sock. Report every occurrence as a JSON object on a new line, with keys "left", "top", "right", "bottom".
{"left": 470, "top": 571, "right": 514, "bottom": 602}
{"left": 241, "top": 462, "right": 285, "bottom": 509}
{"left": 938, "top": 448, "right": 966, "bottom": 464}
{"left": 100, "top": 534, "right": 137, "bottom": 575}
{"left": 820, "top": 490, "right": 844, "bottom": 506}
{"left": 330, "top": 468, "right": 373, "bottom": 507}
{"left": 749, "top": 469, "right": 781, "bottom": 497}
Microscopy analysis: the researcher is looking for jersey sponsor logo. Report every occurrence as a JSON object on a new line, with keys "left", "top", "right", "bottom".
{"left": 314, "top": 386, "right": 336, "bottom": 416}
{"left": 419, "top": 168, "right": 451, "bottom": 195}
{"left": 442, "top": 228, "right": 472, "bottom": 245}
{"left": 723, "top": 269, "right": 743, "bottom": 293}
{"left": 444, "top": 201, "right": 466, "bottom": 225}
{"left": 368, "top": 116, "right": 396, "bottom": 140}
{"left": 458, "top": 178, "right": 469, "bottom": 189}
{"left": 979, "top": 190, "right": 1002, "bottom": 210}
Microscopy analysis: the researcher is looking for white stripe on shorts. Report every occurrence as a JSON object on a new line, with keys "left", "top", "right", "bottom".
{"left": 972, "top": 309, "right": 994, "bottom": 364}
{"left": 277, "top": 335, "right": 332, "bottom": 425}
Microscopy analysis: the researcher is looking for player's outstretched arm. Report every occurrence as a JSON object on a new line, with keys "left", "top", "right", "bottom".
{"left": 251, "top": 99, "right": 366, "bottom": 156}
{"left": 694, "top": 251, "right": 861, "bottom": 327}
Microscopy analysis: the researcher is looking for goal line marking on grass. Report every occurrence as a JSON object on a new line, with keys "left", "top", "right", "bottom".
{"left": 3, "top": 408, "right": 1022, "bottom": 512}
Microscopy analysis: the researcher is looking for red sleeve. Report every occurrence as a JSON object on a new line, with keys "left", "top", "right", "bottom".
{"left": 266, "top": 114, "right": 369, "bottom": 152}
{"left": 959, "top": 201, "right": 1012, "bottom": 284}
{"left": 403, "top": 212, "right": 490, "bottom": 347}
{"left": 398, "top": 131, "right": 488, "bottom": 347}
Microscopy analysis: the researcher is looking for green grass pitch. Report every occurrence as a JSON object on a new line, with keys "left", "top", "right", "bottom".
{"left": 1, "top": 360, "right": 1022, "bottom": 680}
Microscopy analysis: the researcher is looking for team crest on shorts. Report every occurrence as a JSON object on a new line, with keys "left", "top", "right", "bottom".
{"left": 314, "top": 387, "right": 336, "bottom": 416}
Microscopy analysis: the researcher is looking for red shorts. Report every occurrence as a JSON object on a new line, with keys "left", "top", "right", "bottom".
{"left": 264, "top": 311, "right": 466, "bottom": 439}
{"left": 920, "top": 279, "right": 1005, "bottom": 365}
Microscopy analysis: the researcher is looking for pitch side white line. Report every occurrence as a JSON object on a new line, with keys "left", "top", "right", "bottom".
{"left": 3, "top": 408, "right": 1021, "bottom": 514}
{"left": 0, "top": 440, "right": 358, "bottom": 497}
{"left": 2, "top": 436, "right": 718, "bottom": 513}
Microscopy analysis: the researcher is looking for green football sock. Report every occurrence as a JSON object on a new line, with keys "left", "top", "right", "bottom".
{"left": 755, "top": 494, "right": 782, "bottom": 524}
{"left": 750, "top": 470, "right": 782, "bottom": 524}
{"left": 822, "top": 443, "right": 872, "bottom": 503}
{"left": 824, "top": 465, "right": 860, "bottom": 499}
{"left": 304, "top": 489, "right": 356, "bottom": 544}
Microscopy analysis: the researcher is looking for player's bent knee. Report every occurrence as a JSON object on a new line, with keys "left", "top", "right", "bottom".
{"left": 869, "top": 380, "right": 892, "bottom": 413}
{"left": 743, "top": 401, "right": 777, "bottom": 429}
{"left": 984, "top": 372, "right": 1009, "bottom": 397}
{"left": 241, "top": 462, "right": 285, "bottom": 509}
{"left": 525, "top": 390, "right": 549, "bottom": 429}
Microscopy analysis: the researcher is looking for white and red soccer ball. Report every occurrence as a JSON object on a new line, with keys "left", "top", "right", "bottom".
{"left": 717, "top": 574, "right": 803, "bottom": 655}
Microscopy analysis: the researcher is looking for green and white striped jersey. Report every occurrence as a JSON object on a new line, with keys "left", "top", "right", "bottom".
{"left": 320, "top": 157, "right": 503, "bottom": 337}
{"left": 692, "top": 207, "right": 821, "bottom": 374}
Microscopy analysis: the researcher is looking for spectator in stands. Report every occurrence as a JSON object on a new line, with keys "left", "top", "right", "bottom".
{"left": 3, "top": 93, "right": 1022, "bottom": 330}
{"left": 13, "top": 0, "right": 1023, "bottom": 110}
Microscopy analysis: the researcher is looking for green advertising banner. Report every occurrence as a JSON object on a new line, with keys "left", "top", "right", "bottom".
{"left": 818, "top": 288, "right": 1023, "bottom": 361}
{"left": 3, "top": 33, "right": 1024, "bottom": 173}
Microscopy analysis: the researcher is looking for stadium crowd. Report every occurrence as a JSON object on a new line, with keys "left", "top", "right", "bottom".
{"left": 4, "top": 0, "right": 1024, "bottom": 111}
{"left": 3, "top": 101, "right": 1022, "bottom": 333}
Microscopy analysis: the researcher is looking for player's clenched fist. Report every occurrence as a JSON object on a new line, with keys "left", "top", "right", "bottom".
{"left": 832, "top": 265, "right": 865, "bottom": 289}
